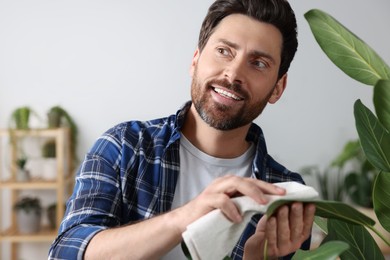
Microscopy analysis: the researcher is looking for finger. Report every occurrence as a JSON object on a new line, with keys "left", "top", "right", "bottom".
{"left": 302, "top": 203, "right": 316, "bottom": 238}
{"left": 265, "top": 216, "right": 278, "bottom": 256}
{"left": 212, "top": 176, "right": 286, "bottom": 204}
{"left": 256, "top": 214, "right": 268, "bottom": 232}
{"left": 289, "top": 202, "right": 304, "bottom": 244}
{"left": 275, "top": 205, "right": 290, "bottom": 248}
{"left": 213, "top": 193, "right": 243, "bottom": 223}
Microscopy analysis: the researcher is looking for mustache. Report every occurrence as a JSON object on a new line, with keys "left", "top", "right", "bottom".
{"left": 208, "top": 79, "right": 248, "bottom": 98}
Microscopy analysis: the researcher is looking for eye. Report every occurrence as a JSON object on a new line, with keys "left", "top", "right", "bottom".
{"left": 217, "top": 47, "right": 230, "bottom": 56}
{"left": 252, "top": 60, "right": 267, "bottom": 69}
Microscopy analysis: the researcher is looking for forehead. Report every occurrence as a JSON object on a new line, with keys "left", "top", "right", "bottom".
{"left": 208, "top": 14, "right": 282, "bottom": 59}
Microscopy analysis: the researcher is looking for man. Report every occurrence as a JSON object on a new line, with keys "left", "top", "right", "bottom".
{"left": 49, "top": 0, "right": 315, "bottom": 259}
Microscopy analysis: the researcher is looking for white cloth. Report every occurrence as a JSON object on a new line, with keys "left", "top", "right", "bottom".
{"left": 182, "top": 181, "right": 319, "bottom": 260}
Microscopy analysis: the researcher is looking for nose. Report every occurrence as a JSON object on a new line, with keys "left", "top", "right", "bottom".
{"left": 224, "top": 57, "right": 246, "bottom": 85}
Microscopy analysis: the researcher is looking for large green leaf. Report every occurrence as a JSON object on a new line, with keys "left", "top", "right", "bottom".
{"left": 266, "top": 199, "right": 375, "bottom": 227}
{"left": 374, "top": 79, "right": 390, "bottom": 132}
{"left": 292, "top": 241, "right": 349, "bottom": 260}
{"left": 314, "top": 216, "right": 328, "bottom": 235}
{"left": 354, "top": 100, "right": 390, "bottom": 172}
{"left": 304, "top": 9, "right": 390, "bottom": 86}
{"left": 324, "top": 219, "right": 384, "bottom": 260}
{"left": 314, "top": 201, "right": 375, "bottom": 227}
{"left": 373, "top": 171, "right": 390, "bottom": 233}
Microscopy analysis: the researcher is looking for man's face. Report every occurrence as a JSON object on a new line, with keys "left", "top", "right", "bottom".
{"left": 190, "top": 14, "right": 287, "bottom": 130}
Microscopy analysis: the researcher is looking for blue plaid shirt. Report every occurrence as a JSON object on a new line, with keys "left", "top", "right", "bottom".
{"left": 48, "top": 101, "right": 309, "bottom": 259}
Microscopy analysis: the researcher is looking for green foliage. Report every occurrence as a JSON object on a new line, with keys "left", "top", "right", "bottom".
{"left": 337, "top": 140, "right": 377, "bottom": 208}
{"left": 46, "top": 105, "right": 78, "bottom": 162}
{"left": 324, "top": 219, "right": 384, "bottom": 260}
{"left": 301, "top": 165, "right": 345, "bottom": 201}
{"left": 42, "top": 140, "right": 56, "bottom": 158}
{"left": 293, "top": 241, "right": 349, "bottom": 260}
{"left": 16, "top": 156, "right": 27, "bottom": 169}
{"left": 304, "top": 9, "right": 390, "bottom": 86}
{"left": 301, "top": 140, "right": 377, "bottom": 207}
{"left": 13, "top": 197, "right": 42, "bottom": 214}
{"left": 305, "top": 8, "right": 390, "bottom": 259}
{"left": 10, "top": 106, "right": 31, "bottom": 129}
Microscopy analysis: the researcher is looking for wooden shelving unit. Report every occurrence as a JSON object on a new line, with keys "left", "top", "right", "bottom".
{"left": 0, "top": 128, "right": 73, "bottom": 260}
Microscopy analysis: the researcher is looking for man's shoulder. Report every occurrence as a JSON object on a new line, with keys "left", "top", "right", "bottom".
{"left": 104, "top": 114, "right": 178, "bottom": 142}
{"left": 103, "top": 102, "right": 190, "bottom": 142}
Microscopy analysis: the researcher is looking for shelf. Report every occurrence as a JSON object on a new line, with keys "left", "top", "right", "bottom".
{"left": 0, "top": 127, "right": 73, "bottom": 259}
{"left": 0, "top": 176, "right": 73, "bottom": 190}
{"left": 0, "top": 128, "right": 67, "bottom": 138}
{"left": 0, "top": 226, "right": 56, "bottom": 242}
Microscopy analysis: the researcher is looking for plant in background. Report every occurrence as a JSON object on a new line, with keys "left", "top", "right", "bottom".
{"left": 301, "top": 164, "right": 345, "bottom": 202}
{"left": 13, "top": 197, "right": 42, "bottom": 214}
{"left": 9, "top": 106, "right": 31, "bottom": 129}
{"left": 45, "top": 105, "right": 78, "bottom": 162}
{"left": 13, "top": 196, "right": 43, "bottom": 234}
{"left": 42, "top": 140, "right": 56, "bottom": 158}
{"left": 15, "top": 155, "right": 30, "bottom": 182}
{"left": 16, "top": 156, "right": 27, "bottom": 170}
{"left": 301, "top": 8, "right": 390, "bottom": 259}
{"left": 335, "top": 140, "right": 378, "bottom": 208}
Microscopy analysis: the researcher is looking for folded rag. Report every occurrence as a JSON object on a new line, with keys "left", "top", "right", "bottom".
{"left": 182, "top": 181, "right": 319, "bottom": 260}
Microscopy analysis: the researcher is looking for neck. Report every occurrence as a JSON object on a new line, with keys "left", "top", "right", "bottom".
{"left": 181, "top": 105, "right": 251, "bottom": 158}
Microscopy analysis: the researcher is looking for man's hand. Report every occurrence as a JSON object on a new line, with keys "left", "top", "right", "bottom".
{"left": 174, "top": 175, "right": 286, "bottom": 233}
{"left": 243, "top": 202, "right": 316, "bottom": 260}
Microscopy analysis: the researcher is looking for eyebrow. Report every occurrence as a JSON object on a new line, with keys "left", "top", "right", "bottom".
{"left": 218, "top": 38, "right": 276, "bottom": 64}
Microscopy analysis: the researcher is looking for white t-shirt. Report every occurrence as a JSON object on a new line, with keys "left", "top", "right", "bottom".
{"left": 162, "top": 135, "right": 254, "bottom": 260}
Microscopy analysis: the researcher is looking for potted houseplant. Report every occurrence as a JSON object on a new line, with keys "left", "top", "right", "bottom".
{"left": 13, "top": 197, "right": 43, "bottom": 234}
{"left": 9, "top": 106, "right": 31, "bottom": 129}
{"left": 46, "top": 105, "right": 78, "bottom": 163}
{"left": 47, "top": 203, "right": 57, "bottom": 229}
{"left": 41, "top": 139, "right": 57, "bottom": 180}
{"left": 300, "top": 8, "right": 390, "bottom": 258}
{"left": 47, "top": 203, "right": 66, "bottom": 230}
{"left": 15, "top": 156, "right": 30, "bottom": 182}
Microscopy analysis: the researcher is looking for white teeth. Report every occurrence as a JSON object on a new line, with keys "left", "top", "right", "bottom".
{"left": 214, "top": 88, "right": 241, "bottom": 100}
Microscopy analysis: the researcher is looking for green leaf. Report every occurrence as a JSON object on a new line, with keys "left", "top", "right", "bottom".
{"left": 331, "top": 140, "right": 361, "bottom": 167}
{"left": 266, "top": 199, "right": 375, "bottom": 227}
{"left": 374, "top": 79, "right": 390, "bottom": 132}
{"left": 354, "top": 100, "right": 390, "bottom": 172}
{"left": 314, "top": 200, "right": 376, "bottom": 227}
{"left": 314, "top": 216, "right": 328, "bottom": 235}
{"left": 304, "top": 9, "right": 390, "bottom": 86}
{"left": 373, "top": 171, "right": 390, "bottom": 233}
{"left": 324, "top": 219, "right": 384, "bottom": 259}
{"left": 344, "top": 172, "right": 372, "bottom": 208}
{"left": 292, "top": 241, "right": 349, "bottom": 260}
{"left": 181, "top": 241, "right": 192, "bottom": 260}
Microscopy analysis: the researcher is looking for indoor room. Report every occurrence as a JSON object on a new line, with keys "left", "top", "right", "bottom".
{"left": 1, "top": 0, "right": 389, "bottom": 259}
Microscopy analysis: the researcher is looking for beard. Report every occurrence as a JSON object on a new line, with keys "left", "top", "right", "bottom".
{"left": 191, "top": 66, "right": 273, "bottom": 131}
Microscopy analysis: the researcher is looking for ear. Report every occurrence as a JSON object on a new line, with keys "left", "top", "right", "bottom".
{"left": 268, "top": 74, "right": 287, "bottom": 104}
{"left": 190, "top": 48, "right": 200, "bottom": 77}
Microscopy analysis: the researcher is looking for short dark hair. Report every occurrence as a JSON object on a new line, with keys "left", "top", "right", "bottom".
{"left": 198, "top": 0, "right": 298, "bottom": 78}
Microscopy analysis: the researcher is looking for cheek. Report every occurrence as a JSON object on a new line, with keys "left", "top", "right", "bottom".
{"left": 195, "top": 52, "right": 223, "bottom": 79}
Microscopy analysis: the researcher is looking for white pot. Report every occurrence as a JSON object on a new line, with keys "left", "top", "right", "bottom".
{"left": 16, "top": 210, "right": 42, "bottom": 234}
{"left": 16, "top": 169, "right": 30, "bottom": 182}
{"left": 41, "top": 158, "right": 57, "bottom": 180}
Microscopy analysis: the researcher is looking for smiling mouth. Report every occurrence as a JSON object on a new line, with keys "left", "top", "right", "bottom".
{"left": 213, "top": 87, "right": 243, "bottom": 101}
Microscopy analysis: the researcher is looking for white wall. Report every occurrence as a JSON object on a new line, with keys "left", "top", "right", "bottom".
{"left": 0, "top": 0, "right": 389, "bottom": 259}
